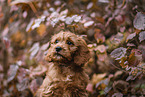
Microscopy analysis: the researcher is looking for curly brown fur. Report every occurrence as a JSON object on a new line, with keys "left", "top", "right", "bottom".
{"left": 35, "top": 31, "right": 90, "bottom": 97}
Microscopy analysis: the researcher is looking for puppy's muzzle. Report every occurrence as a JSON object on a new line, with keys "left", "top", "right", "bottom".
{"left": 55, "top": 46, "right": 62, "bottom": 52}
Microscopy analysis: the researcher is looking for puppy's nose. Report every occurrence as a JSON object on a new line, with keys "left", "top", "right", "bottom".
{"left": 55, "top": 46, "right": 62, "bottom": 52}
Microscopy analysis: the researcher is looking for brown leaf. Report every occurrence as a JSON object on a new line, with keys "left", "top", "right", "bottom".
{"left": 29, "top": 77, "right": 43, "bottom": 94}
{"left": 92, "top": 73, "right": 106, "bottom": 84}
{"left": 10, "top": 0, "right": 35, "bottom": 5}
{"left": 29, "top": 42, "right": 40, "bottom": 59}
{"left": 126, "top": 32, "right": 136, "bottom": 42}
{"left": 128, "top": 52, "right": 140, "bottom": 67}
{"left": 133, "top": 12, "right": 145, "bottom": 30}
{"left": 17, "top": 68, "right": 29, "bottom": 83}
{"left": 7, "top": 64, "right": 19, "bottom": 83}
{"left": 94, "top": 30, "right": 105, "bottom": 43}
{"left": 110, "top": 47, "right": 127, "bottom": 60}
{"left": 95, "top": 45, "right": 106, "bottom": 53}
{"left": 29, "top": 64, "right": 47, "bottom": 78}
{"left": 139, "top": 31, "right": 145, "bottom": 42}
{"left": 97, "top": 53, "right": 107, "bottom": 62}
{"left": 16, "top": 78, "right": 29, "bottom": 91}
{"left": 112, "top": 93, "right": 123, "bottom": 97}
{"left": 2, "top": 37, "right": 11, "bottom": 49}
{"left": 37, "top": 24, "right": 46, "bottom": 36}
{"left": 86, "top": 83, "right": 93, "bottom": 93}
{"left": 113, "top": 80, "right": 129, "bottom": 93}
{"left": 84, "top": 21, "right": 94, "bottom": 28}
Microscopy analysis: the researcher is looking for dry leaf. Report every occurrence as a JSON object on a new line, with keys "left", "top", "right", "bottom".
{"left": 92, "top": 73, "right": 106, "bottom": 84}
{"left": 37, "top": 24, "right": 46, "bottom": 36}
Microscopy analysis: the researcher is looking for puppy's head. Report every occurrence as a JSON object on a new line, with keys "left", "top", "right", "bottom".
{"left": 45, "top": 31, "right": 90, "bottom": 66}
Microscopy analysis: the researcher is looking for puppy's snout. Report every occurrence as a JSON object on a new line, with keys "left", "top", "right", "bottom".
{"left": 55, "top": 46, "right": 62, "bottom": 52}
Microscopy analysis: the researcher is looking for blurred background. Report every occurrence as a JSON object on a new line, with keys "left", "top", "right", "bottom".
{"left": 0, "top": 0, "right": 145, "bottom": 96}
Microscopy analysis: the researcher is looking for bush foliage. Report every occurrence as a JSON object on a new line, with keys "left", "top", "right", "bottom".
{"left": 0, "top": 0, "right": 145, "bottom": 96}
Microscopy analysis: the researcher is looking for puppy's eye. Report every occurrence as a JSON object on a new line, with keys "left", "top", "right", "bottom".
{"left": 67, "top": 41, "right": 74, "bottom": 45}
{"left": 55, "top": 40, "right": 59, "bottom": 43}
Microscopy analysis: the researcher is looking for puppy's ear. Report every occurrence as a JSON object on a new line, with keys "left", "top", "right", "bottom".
{"left": 73, "top": 38, "right": 91, "bottom": 66}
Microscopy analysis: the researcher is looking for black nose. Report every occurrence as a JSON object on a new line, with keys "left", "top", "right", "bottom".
{"left": 55, "top": 46, "right": 62, "bottom": 52}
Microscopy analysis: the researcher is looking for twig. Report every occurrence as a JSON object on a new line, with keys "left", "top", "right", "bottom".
{"left": 28, "top": 2, "right": 38, "bottom": 17}
{"left": 110, "top": 62, "right": 127, "bottom": 72}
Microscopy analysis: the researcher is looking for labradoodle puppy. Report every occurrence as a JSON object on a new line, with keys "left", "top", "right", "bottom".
{"left": 35, "top": 31, "right": 90, "bottom": 97}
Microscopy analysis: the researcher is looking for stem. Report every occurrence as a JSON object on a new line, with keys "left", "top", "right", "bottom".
{"left": 3, "top": 49, "right": 8, "bottom": 78}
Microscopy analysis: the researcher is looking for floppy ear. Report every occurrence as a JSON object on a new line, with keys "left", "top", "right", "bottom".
{"left": 73, "top": 38, "right": 91, "bottom": 66}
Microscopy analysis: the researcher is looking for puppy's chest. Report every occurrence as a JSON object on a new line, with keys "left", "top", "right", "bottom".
{"left": 48, "top": 67, "right": 74, "bottom": 82}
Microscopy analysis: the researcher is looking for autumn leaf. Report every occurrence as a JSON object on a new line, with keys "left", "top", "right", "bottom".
{"left": 87, "top": 2, "right": 93, "bottom": 10}
{"left": 126, "top": 32, "right": 136, "bottom": 42}
{"left": 7, "top": 64, "right": 19, "bottom": 82}
{"left": 133, "top": 12, "right": 145, "bottom": 30}
{"left": 84, "top": 21, "right": 94, "bottom": 28}
{"left": 10, "top": 0, "right": 35, "bottom": 5}
{"left": 95, "top": 45, "right": 106, "bottom": 53}
{"left": 29, "top": 42, "right": 40, "bottom": 59}
{"left": 139, "top": 31, "right": 145, "bottom": 42}
{"left": 128, "top": 52, "right": 140, "bottom": 66}
{"left": 110, "top": 47, "right": 127, "bottom": 60}
{"left": 92, "top": 73, "right": 106, "bottom": 84}
{"left": 37, "top": 24, "right": 46, "bottom": 36}
{"left": 16, "top": 78, "right": 29, "bottom": 91}
{"left": 32, "top": 16, "right": 46, "bottom": 29}
{"left": 112, "top": 93, "right": 123, "bottom": 97}
{"left": 86, "top": 83, "right": 93, "bottom": 93}
{"left": 2, "top": 37, "right": 11, "bottom": 49}
{"left": 29, "top": 77, "right": 43, "bottom": 93}
{"left": 113, "top": 80, "right": 129, "bottom": 93}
